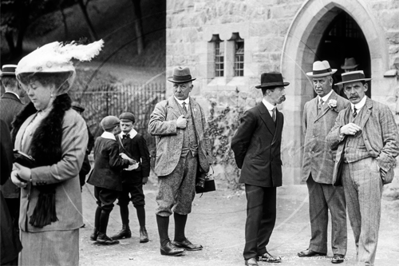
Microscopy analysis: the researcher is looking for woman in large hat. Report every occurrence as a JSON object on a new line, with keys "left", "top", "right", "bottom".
{"left": 10, "top": 40, "right": 103, "bottom": 265}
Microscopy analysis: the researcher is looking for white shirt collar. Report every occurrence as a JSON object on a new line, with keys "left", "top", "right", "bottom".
{"left": 101, "top": 131, "right": 116, "bottom": 140}
{"left": 262, "top": 98, "right": 276, "bottom": 111}
{"left": 318, "top": 90, "right": 333, "bottom": 103}
{"left": 119, "top": 128, "right": 138, "bottom": 139}
{"left": 174, "top": 96, "right": 190, "bottom": 107}
{"left": 5, "top": 91, "right": 20, "bottom": 100}
{"left": 351, "top": 95, "right": 367, "bottom": 111}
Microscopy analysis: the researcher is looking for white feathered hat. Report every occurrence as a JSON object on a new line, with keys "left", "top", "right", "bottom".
{"left": 16, "top": 40, "right": 104, "bottom": 94}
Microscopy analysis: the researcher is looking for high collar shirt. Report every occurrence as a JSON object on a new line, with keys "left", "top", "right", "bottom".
{"left": 262, "top": 98, "right": 277, "bottom": 118}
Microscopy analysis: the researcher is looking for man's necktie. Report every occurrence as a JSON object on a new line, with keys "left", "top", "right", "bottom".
{"left": 353, "top": 107, "right": 357, "bottom": 118}
{"left": 271, "top": 107, "right": 276, "bottom": 123}
{"left": 182, "top": 102, "right": 188, "bottom": 114}
{"left": 123, "top": 133, "right": 130, "bottom": 139}
{"left": 318, "top": 99, "right": 324, "bottom": 109}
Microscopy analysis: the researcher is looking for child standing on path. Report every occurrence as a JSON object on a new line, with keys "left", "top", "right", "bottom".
{"left": 111, "top": 112, "right": 151, "bottom": 243}
{"left": 87, "top": 115, "right": 135, "bottom": 245}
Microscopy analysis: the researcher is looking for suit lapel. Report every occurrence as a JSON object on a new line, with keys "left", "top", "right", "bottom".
{"left": 258, "top": 103, "right": 275, "bottom": 134}
{"left": 167, "top": 96, "right": 182, "bottom": 119}
{"left": 189, "top": 97, "right": 202, "bottom": 141}
{"left": 357, "top": 97, "right": 372, "bottom": 129}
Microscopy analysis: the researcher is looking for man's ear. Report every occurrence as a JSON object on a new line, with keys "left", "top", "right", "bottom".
{"left": 364, "top": 83, "right": 368, "bottom": 92}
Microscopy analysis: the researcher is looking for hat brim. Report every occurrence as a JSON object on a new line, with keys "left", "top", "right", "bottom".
{"left": 72, "top": 106, "right": 85, "bottom": 112}
{"left": 336, "top": 78, "right": 371, "bottom": 85}
{"left": 255, "top": 81, "right": 290, "bottom": 89}
{"left": 306, "top": 69, "right": 337, "bottom": 77}
{"left": 341, "top": 64, "right": 358, "bottom": 70}
{"left": 167, "top": 77, "right": 196, "bottom": 83}
{"left": 0, "top": 72, "right": 16, "bottom": 77}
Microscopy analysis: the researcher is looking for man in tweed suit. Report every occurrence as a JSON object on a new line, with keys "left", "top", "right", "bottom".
{"left": 298, "top": 61, "right": 349, "bottom": 264}
{"left": 327, "top": 70, "right": 399, "bottom": 266}
{"left": 231, "top": 72, "right": 289, "bottom": 266}
{"left": 148, "top": 66, "right": 210, "bottom": 256}
{"left": 0, "top": 64, "right": 25, "bottom": 234}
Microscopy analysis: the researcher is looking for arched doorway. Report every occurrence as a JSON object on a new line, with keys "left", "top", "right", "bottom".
{"left": 316, "top": 11, "right": 371, "bottom": 97}
{"left": 279, "top": 0, "right": 388, "bottom": 184}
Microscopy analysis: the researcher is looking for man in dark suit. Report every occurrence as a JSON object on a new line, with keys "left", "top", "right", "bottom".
{"left": 299, "top": 61, "right": 349, "bottom": 264}
{"left": 0, "top": 64, "right": 25, "bottom": 233}
{"left": 231, "top": 72, "right": 289, "bottom": 266}
{"left": 327, "top": 70, "right": 399, "bottom": 266}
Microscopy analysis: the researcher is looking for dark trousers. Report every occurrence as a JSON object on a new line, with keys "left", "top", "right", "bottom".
{"left": 243, "top": 184, "right": 276, "bottom": 260}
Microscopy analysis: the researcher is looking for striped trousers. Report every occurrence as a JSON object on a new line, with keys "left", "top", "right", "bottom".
{"left": 342, "top": 157, "right": 383, "bottom": 266}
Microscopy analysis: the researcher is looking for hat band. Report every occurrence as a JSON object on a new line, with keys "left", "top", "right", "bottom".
{"left": 342, "top": 73, "right": 366, "bottom": 82}
{"left": 172, "top": 75, "right": 192, "bottom": 81}
{"left": 313, "top": 68, "right": 332, "bottom": 75}
{"left": 2, "top": 67, "right": 15, "bottom": 73}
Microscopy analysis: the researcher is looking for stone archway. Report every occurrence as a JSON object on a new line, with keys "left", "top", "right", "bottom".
{"left": 279, "top": 0, "right": 388, "bottom": 184}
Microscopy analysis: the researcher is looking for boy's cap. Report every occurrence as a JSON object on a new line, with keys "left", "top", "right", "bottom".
{"left": 101, "top": 116, "right": 120, "bottom": 131}
{"left": 119, "top": 112, "right": 135, "bottom": 123}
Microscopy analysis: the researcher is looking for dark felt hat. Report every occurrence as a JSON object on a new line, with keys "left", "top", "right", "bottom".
{"left": 101, "top": 116, "right": 120, "bottom": 131}
{"left": 341, "top": 57, "right": 358, "bottom": 70}
{"left": 119, "top": 112, "right": 135, "bottom": 123}
{"left": 336, "top": 70, "right": 371, "bottom": 85}
{"left": 0, "top": 64, "right": 17, "bottom": 77}
{"left": 255, "top": 72, "right": 290, "bottom": 89}
{"left": 168, "top": 66, "right": 196, "bottom": 84}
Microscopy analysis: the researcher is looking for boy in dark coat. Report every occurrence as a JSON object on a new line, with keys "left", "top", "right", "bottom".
{"left": 111, "top": 112, "right": 151, "bottom": 243}
{"left": 87, "top": 116, "right": 135, "bottom": 245}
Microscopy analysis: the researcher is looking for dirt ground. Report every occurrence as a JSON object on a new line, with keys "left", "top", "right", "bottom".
{"left": 79, "top": 177, "right": 399, "bottom": 266}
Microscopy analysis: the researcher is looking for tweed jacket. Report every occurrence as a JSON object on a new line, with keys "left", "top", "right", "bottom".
{"left": 327, "top": 97, "right": 399, "bottom": 185}
{"left": 87, "top": 135, "right": 131, "bottom": 191}
{"left": 0, "top": 92, "right": 24, "bottom": 198}
{"left": 148, "top": 96, "right": 210, "bottom": 177}
{"left": 302, "top": 91, "right": 350, "bottom": 183}
{"left": 116, "top": 131, "right": 151, "bottom": 181}
{"left": 231, "top": 102, "right": 284, "bottom": 187}
{"left": 14, "top": 109, "right": 88, "bottom": 232}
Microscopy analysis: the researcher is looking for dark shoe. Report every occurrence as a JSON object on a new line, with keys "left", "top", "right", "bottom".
{"left": 90, "top": 228, "right": 98, "bottom": 241}
{"left": 331, "top": 254, "right": 345, "bottom": 264}
{"left": 297, "top": 249, "right": 326, "bottom": 257}
{"left": 140, "top": 227, "right": 149, "bottom": 243}
{"left": 173, "top": 238, "right": 203, "bottom": 251}
{"left": 111, "top": 225, "right": 131, "bottom": 240}
{"left": 96, "top": 233, "right": 120, "bottom": 245}
{"left": 258, "top": 252, "right": 281, "bottom": 263}
{"left": 245, "top": 258, "right": 258, "bottom": 266}
{"left": 160, "top": 241, "right": 185, "bottom": 256}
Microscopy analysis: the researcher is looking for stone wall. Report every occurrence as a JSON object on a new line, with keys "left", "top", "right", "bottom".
{"left": 166, "top": 0, "right": 399, "bottom": 185}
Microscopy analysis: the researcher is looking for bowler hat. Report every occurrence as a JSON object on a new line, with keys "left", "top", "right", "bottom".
{"left": 306, "top": 60, "right": 337, "bottom": 77}
{"left": 0, "top": 64, "right": 17, "bottom": 77}
{"left": 341, "top": 57, "right": 358, "bottom": 70}
{"left": 336, "top": 70, "right": 371, "bottom": 85}
{"left": 71, "top": 101, "right": 85, "bottom": 113}
{"left": 119, "top": 112, "right": 135, "bottom": 123}
{"left": 168, "top": 66, "right": 196, "bottom": 84}
{"left": 101, "top": 116, "right": 120, "bottom": 131}
{"left": 255, "top": 72, "right": 290, "bottom": 89}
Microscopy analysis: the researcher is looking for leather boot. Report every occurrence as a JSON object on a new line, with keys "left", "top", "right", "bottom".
{"left": 97, "top": 232, "right": 119, "bottom": 245}
{"left": 139, "top": 226, "right": 149, "bottom": 243}
{"left": 111, "top": 224, "right": 132, "bottom": 240}
{"left": 90, "top": 207, "right": 101, "bottom": 241}
{"left": 157, "top": 215, "right": 184, "bottom": 256}
{"left": 96, "top": 210, "right": 118, "bottom": 245}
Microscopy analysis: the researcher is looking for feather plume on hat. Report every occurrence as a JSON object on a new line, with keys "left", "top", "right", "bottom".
{"left": 16, "top": 40, "right": 104, "bottom": 95}
{"left": 16, "top": 40, "right": 104, "bottom": 75}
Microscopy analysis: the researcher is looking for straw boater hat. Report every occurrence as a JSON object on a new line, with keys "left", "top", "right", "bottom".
{"left": 0, "top": 64, "right": 17, "bottom": 78}
{"left": 168, "top": 66, "right": 196, "bottom": 84}
{"left": 336, "top": 70, "right": 371, "bottom": 85}
{"left": 341, "top": 57, "right": 358, "bottom": 70}
{"left": 306, "top": 60, "right": 337, "bottom": 77}
{"left": 255, "top": 72, "right": 289, "bottom": 89}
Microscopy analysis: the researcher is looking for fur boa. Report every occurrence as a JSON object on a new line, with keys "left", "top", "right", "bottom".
{"left": 11, "top": 93, "right": 72, "bottom": 227}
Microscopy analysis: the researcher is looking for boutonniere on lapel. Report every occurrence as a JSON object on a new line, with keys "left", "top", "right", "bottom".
{"left": 327, "top": 99, "right": 337, "bottom": 109}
